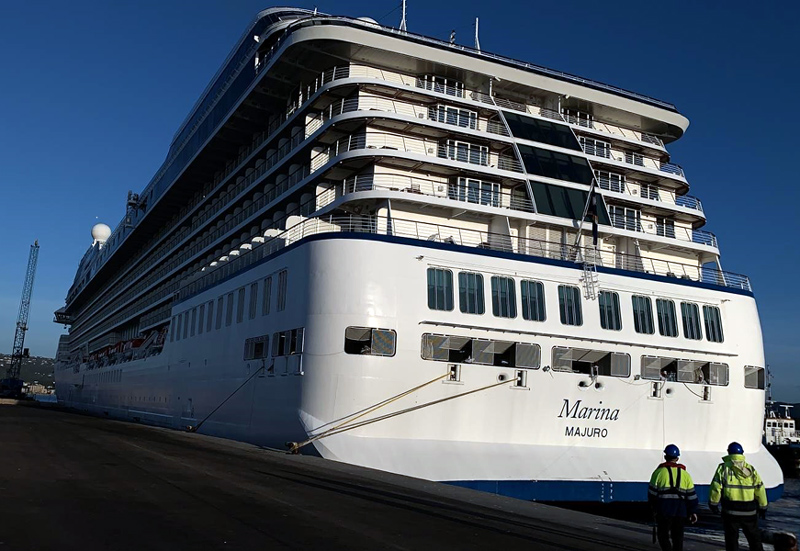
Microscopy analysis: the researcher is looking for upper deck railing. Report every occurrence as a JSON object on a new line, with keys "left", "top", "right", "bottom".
{"left": 179, "top": 214, "right": 750, "bottom": 300}
{"left": 581, "top": 140, "right": 684, "bottom": 178}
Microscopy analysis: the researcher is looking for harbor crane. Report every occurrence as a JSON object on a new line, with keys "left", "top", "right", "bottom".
{"left": 1, "top": 241, "right": 40, "bottom": 397}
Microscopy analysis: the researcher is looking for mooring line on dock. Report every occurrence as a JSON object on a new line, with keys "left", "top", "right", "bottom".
{"left": 288, "top": 375, "right": 519, "bottom": 453}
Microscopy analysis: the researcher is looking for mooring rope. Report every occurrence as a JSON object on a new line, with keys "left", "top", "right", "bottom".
{"left": 187, "top": 364, "right": 265, "bottom": 433}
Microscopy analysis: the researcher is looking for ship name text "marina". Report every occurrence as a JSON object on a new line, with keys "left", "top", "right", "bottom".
{"left": 559, "top": 399, "right": 620, "bottom": 438}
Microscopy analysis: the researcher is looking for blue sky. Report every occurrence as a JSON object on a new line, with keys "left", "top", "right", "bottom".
{"left": 0, "top": 0, "right": 797, "bottom": 400}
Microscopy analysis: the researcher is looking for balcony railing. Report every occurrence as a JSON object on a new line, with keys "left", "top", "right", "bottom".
{"left": 179, "top": 214, "right": 750, "bottom": 300}
{"left": 597, "top": 177, "right": 703, "bottom": 212}
{"left": 582, "top": 142, "right": 685, "bottom": 178}
{"left": 609, "top": 216, "right": 717, "bottom": 248}
{"left": 562, "top": 113, "right": 664, "bottom": 148}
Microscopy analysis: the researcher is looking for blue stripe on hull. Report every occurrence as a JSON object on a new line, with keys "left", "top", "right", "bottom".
{"left": 447, "top": 480, "right": 784, "bottom": 503}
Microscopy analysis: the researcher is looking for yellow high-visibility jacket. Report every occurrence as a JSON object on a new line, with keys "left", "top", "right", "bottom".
{"left": 648, "top": 462, "right": 698, "bottom": 517}
{"left": 709, "top": 454, "right": 768, "bottom": 516}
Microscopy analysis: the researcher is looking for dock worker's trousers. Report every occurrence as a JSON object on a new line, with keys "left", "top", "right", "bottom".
{"left": 656, "top": 515, "right": 686, "bottom": 551}
{"left": 722, "top": 513, "right": 763, "bottom": 551}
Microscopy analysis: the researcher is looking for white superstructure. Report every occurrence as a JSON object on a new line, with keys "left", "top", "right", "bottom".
{"left": 54, "top": 7, "right": 783, "bottom": 502}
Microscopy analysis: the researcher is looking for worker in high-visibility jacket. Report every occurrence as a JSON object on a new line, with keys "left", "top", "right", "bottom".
{"left": 709, "top": 442, "right": 768, "bottom": 551}
{"left": 648, "top": 444, "right": 698, "bottom": 551}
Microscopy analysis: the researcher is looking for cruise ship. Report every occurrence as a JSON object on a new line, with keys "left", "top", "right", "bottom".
{"left": 53, "top": 7, "right": 783, "bottom": 503}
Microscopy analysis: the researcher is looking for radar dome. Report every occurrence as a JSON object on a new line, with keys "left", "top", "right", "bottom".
{"left": 356, "top": 16, "right": 379, "bottom": 26}
{"left": 91, "top": 223, "right": 111, "bottom": 244}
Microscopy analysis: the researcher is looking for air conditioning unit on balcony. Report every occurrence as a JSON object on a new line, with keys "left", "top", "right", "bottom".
{"left": 418, "top": 113, "right": 425, "bottom": 119}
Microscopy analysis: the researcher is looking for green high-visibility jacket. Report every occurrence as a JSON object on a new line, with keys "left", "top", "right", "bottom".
{"left": 709, "top": 454, "right": 768, "bottom": 516}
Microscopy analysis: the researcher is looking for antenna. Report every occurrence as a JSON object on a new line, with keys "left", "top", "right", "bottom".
{"left": 474, "top": 17, "right": 480, "bottom": 51}
{"left": 449, "top": 29, "right": 456, "bottom": 44}
{"left": 399, "top": 0, "right": 407, "bottom": 31}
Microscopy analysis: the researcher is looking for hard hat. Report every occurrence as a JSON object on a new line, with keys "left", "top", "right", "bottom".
{"left": 664, "top": 444, "right": 680, "bottom": 458}
{"left": 727, "top": 442, "right": 744, "bottom": 455}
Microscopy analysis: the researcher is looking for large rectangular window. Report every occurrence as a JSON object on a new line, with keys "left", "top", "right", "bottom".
{"left": 427, "top": 268, "right": 454, "bottom": 311}
{"left": 558, "top": 285, "right": 582, "bottom": 326}
{"left": 344, "top": 327, "right": 397, "bottom": 357}
{"left": 744, "top": 365, "right": 765, "bottom": 389}
{"left": 656, "top": 217, "right": 676, "bottom": 238}
{"left": 552, "top": 347, "right": 630, "bottom": 377}
{"left": 206, "top": 301, "right": 214, "bottom": 333}
{"left": 198, "top": 304, "right": 205, "bottom": 335}
{"left": 632, "top": 295, "right": 654, "bottom": 334}
{"left": 520, "top": 280, "right": 546, "bottom": 321}
{"left": 531, "top": 182, "right": 610, "bottom": 224}
{"left": 656, "top": 299, "right": 678, "bottom": 337}
{"left": 429, "top": 105, "right": 477, "bottom": 129}
{"left": 449, "top": 177, "right": 500, "bottom": 207}
{"left": 183, "top": 311, "right": 190, "bottom": 339}
{"left": 216, "top": 297, "right": 224, "bottom": 330}
{"left": 597, "top": 171, "right": 625, "bottom": 193}
{"left": 458, "top": 272, "right": 484, "bottom": 314}
{"left": 249, "top": 283, "right": 258, "bottom": 320}
{"left": 262, "top": 277, "right": 272, "bottom": 316}
{"left": 236, "top": 288, "right": 246, "bottom": 323}
{"left": 598, "top": 291, "right": 621, "bottom": 331}
{"left": 703, "top": 305, "right": 724, "bottom": 343}
{"left": 503, "top": 112, "right": 581, "bottom": 151}
{"left": 580, "top": 137, "right": 610, "bottom": 158}
{"left": 491, "top": 276, "right": 516, "bottom": 318}
{"left": 518, "top": 145, "right": 594, "bottom": 185}
{"left": 277, "top": 270, "right": 288, "bottom": 312}
{"left": 225, "top": 293, "right": 234, "bottom": 327}
{"left": 609, "top": 206, "right": 641, "bottom": 232}
{"left": 441, "top": 140, "right": 488, "bottom": 166}
{"left": 421, "top": 333, "right": 540, "bottom": 369}
{"left": 190, "top": 308, "right": 197, "bottom": 337}
{"left": 681, "top": 302, "right": 702, "bottom": 340}
{"left": 175, "top": 315, "right": 182, "bottom": 341}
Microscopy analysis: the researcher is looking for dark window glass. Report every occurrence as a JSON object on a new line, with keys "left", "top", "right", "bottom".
{"left": 597, "top": 171, "right": 625, "bottom": 193}
{"left": 503, "top": 112, "right": 581, "bottom": 151}
{"left": 458, "top": 272, "right": 485, "bottom": 314}
{"left": 491, "top": 276, "right": 516, "bottom": 318}
{"left": 632, "top": 295, "right": 654, "bottom": 334}
{"left": 558, "top": 285, "right": 582, "bottom": 326}
{"left": 656, "top": 299, "right": 678, "bottom": 337}
{"left": 656, "top": 217, "right": 676, "bottom": 238}
{"left": 520, "top": 280, "right": 546, "bottom": 321}
{"left": 598, "top": 291, "right": 622, "bottom": 330}
{"left": 518, "top": 145, "right": 594, "bottom": 184}
{"left": 427, "top": 268, "right": 454, "bottom": 311}
{"left": 531, "top": 182, "right": 610, "bottom": 224}
{"left": 681, "top": 302, "right": 702, "bottom": 340}
{"left": 703, "top": 306, "right": 724, "bottom": 343}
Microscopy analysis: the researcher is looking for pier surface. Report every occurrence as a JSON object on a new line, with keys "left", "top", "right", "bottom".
{"left": 0, "top": 405, "right": 719, "bottom": 550}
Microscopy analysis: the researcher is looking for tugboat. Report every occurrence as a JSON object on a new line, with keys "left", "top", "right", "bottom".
{"left": 764, "top": 403, "right": 800, "bottom": 477}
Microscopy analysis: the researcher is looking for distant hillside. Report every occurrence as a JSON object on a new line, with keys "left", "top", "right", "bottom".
{"left": 0, "top": 354, "right": 54, "bottom": 388}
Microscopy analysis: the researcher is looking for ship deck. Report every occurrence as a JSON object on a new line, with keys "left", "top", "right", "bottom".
{"left": 0, "top": 403, "right": 721, "bottom": 550}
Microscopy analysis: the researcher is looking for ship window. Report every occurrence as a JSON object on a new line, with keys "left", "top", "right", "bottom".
{"left": 344, "top": 327, "right": 397, "bottom": 356}
{"left": 558, "top": 285, "right": 582, "bottom": 326}
{"left": 597, "top": 171, "right": 625, "bottom": 193}
{"left": 681, "top": 302, "right": 702, "bottom": 340}
{"left": 277, "top": 270, "right": 288, "bottom": 312}
{"left": 518, "top": 145, "right": 594, "bottom": 185}
{"left": 552, "top": 347, "right": 630, "bottom": 377}
{"left": 427, "top": 268, "right": 454, "bottom": 311}
{"left": 656, "top": 217, "right": 676, "bottom": 238}
{"left": 216, "top": 297, "right": 224, "bottom": 330}
{"left": 598, "top": 291, "right": 621, "bottom": 331}
{"left": 183, "top": 311, "right": 190, "bottom": 339}
{"left": 190, "top": 308, "right": 197, "bottom": 337}
{"left": 289, "top": 328, "right": 303, "bottom": 355}
{"left": 458, "top": 272, "right": 484, "bottom": 315}
{"left": 703, "top": 305, "right": 724, "bottom": 343}
{"left": 503, "top": 112, "right": 580, "bottom": 151}
{"left": 520, "top": 280, "right": 546, "bottom": 322}
{"left": 198, "top": 305, "right": 205, "bottom": 335}
{"left": 170, "top": 317, "right": 176, "bottom": 342}
{"left": 237, "top": 288, "right": 246, "bottom": 323}
{"left": 271, "top": 328, "right": 304, "bottom": 357}
{"left": 244, "top": 335, "right": 269, "bottom": 360}
{"left": 417, "top": 75, "right": 464, "bottom": 97}
{"left": 656, "top": 299, "right": 678, "bottom": 337}
{"left": 744, "top": 365, "right": 765, "bottom": 389}
{"left": 642, "top": 184, "right": 660, "bottom": 201}
{"left": 531, "top": 182, "right": 610, "bottom": 224}
{"left": 262, "top": 277, "right": 272, "bottom": 316}
{"left": 580, "top": 137, "right": 610, "bottom": 158}
{"left": 226, "top": 293, "right": 234, "bottom": 327}
{"left": 206, "top": 301, "right": 214, "bottom": 333}
{"left": 562, "top": 109, "right": 593, "bottom": 128}
{"left": 249, "top": 283, "right": 258, "bottom": 320}
{"left": 429, "top": 105, "right": 477, "bottom": 129}
{"left": 609, "top": 206, "right": 641, "bottom": 232}
{"left": 632, "top": 295, "right": 654, "bottom": 334}
{"left": 449, "top": 177, "right": 500, "bottom": 207}
{"left": 441, "top": 140, "right": 489, "bottom": 166}
{"left": 625, "top": 151, "right": 644, "bottom": 166}
{"left": 491, "top": 276, "right": 516, "bottom": 318}
{"left": 641, "top": 356, "right": 678, "bottom": 381}
{"left": 420, "top": 333, "right": 540, "bottom": 369}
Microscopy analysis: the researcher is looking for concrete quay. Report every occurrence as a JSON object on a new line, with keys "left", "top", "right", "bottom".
{"left": 0, "top": 405, "right": 719, "bottom": 550}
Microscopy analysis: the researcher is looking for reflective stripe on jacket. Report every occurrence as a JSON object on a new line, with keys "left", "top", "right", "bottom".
{"left": 648, "top": 462, "right": 698, "bottom": 517}
{"left": 708, "top": 454, "right": 768, "bottom": 516}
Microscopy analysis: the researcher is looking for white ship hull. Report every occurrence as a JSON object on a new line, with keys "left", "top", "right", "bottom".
{"left": 56, "top": 236, "right": 784, "bottom": 502}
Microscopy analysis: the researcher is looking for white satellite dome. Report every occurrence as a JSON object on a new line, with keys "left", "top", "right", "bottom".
{"left": 91, "top": 223, "right": 112, "bottom": 244}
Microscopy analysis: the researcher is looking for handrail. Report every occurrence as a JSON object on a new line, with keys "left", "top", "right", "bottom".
{"left": 608, "top": 215, "right": 717, "bottom": 248}
{"left": 562, "top": 113, "right": 664, "bottom": 148}
{"left": 180, "top": 214, "right": 750, "bottom": 300}
{"left": 597, "top": 177, "right": 703, "bottom": 212}
{"left": 581, "top": 141, "right": 685, "bottom": 178}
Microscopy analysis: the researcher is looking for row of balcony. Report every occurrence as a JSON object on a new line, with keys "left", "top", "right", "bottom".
{"left": 180, "top": 214, "right": 750, "bottom": 302}
{"left": 581, "top": 139, "right": 684, "bottom": 178}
